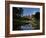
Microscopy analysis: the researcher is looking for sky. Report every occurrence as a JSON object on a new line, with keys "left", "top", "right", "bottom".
{"left": 13, "top": 7, "right": 40, "bottom": 16}
{"left": 22, "top": 8, "right": 40, "bottom": 16}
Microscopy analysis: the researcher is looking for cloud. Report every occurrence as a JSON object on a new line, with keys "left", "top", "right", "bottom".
{"left": 32, "top": 11, "right": 37, "bottom": 15}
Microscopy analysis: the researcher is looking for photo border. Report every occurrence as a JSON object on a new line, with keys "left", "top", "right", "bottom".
{"left": 10, "top": 4, "right": 42, "bottom": 34}
{"left": 5, "top": 1, "right": 45, "bottom": 37}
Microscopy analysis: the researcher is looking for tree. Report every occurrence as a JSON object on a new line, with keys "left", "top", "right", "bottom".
{"left": 35, "top": 12, "right": 40, "bottom": 20}
{"left": 13, "top": 7, "right": 23, "bottom": 30}
{"left": 30, "top": 12, "right": 40, "bottom": 30}
{"left": 13, "top": 7, "right": 23, "bottom": 18}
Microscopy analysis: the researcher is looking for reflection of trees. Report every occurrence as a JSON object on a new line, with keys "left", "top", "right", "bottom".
{"left": 30, "top": 12, "right": 40, "bottom": 29}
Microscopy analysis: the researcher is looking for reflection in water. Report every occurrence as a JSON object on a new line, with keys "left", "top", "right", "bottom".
{"left": 20, "top": 24, "right": 32, "bottom": 30}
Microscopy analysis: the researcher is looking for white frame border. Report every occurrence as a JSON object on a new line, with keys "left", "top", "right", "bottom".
{"left": 10, "top": 4, "right": 43, "bottom": 34}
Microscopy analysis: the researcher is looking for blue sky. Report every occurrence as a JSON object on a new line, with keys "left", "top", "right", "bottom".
{"left": 22, "top": 8, "right": 40, "bottom": 16}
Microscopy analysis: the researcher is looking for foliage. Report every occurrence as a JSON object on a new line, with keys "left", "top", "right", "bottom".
{"left": 13, "top": 7, "right": 40, "bottom": 30}
{"left": 30, "top": 12, "right": 40, "bottom": 29}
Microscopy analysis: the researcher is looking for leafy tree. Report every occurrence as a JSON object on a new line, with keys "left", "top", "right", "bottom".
{"left": 13, "top": 7, "right": 23, "bottom": 30}
{"left": 30, "top": 12, "right": 40, "bottom": 29}
{"left": 13, "top": 7, "right": 23, "bottom": 19}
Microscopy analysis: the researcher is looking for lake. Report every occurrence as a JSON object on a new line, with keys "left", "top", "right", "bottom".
{"left": 20, "top": 24, "right": 32, "bottom": 30}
